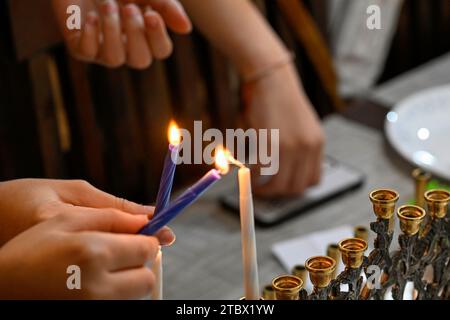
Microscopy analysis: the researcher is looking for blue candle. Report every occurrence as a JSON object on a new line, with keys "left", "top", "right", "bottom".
{"left": 154, "top": 143, "right": 179, "bottom": 217}
{"left": 153, "top": 121, "right": 181, "bottom": 217}
{"left": 140, "top": 169, "right": 222, "bottom": 235}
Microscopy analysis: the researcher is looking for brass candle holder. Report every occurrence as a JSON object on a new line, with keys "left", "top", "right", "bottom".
{"left": 339, "top": 238, "right": 368, "bottom": 269}
{"left": 291, "top": 264, "right": 307, "bottom": 284}
{"left": 272, "top": 275, "right": 303, "bottom": 300}
{"left": 391, "top": 205, "right": 427, "bottom": 299}
{"left": 397, "top": 205, "right": 426, "bottom": 236}
{"left": 305, "top": 256, "right": 336, "bottom": 300}
{"left": 412, "top": 169, "right": 431, "bottom": 209}
{"left": 363, "top": 189, "right": 399, "bottom": 299}
{"left": 262, "top": 284, "right": 276, "bottom": 300}
{"left": 424, "top": 189, "right": 450, "bottom": 219}
{"left": 329, "top": 238, "right": 368, "bottom": 300}
{"left": 369, "top": 189, "right": 399, "bottom": 220}
{"left": 266, "top": 186, "right": 450, "bottom": 300}
{"left": 418, "top": 189, "right": 450, "bottom": 299}
{"left": 326, "top": 244, "right": 340, "bottom": 279}
{"left": 354, "top": 226, "right": 369, "bottom": 242}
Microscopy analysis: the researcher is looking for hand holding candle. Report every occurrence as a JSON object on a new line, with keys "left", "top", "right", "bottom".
{"left": 140, "top": 148, "right": 230, "bottom": 236}
{"left": 150, "top": 121, "right": 181, "bottom": 300}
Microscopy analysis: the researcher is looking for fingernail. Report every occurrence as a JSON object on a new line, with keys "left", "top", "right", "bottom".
{"left": 173, "top": 1, "right": 192, "bottom": 32}
{"left": 137, "top": 215, "right": 149, "bottom": 223}
{"left": 102, "top": 0, "right": 118, "bottom": 16}
{"left": 123, "top": 4, "right": 140, "bottom": 17}
{"left": 144, "top": 206, "right": 155, "bottom": 218}
{"left": 159, "top": 230, "right": 176, "bottom": 246}
{"left": 86, "top": 12, "right": 98, "bottom": 26}
{"left": 145, "top": 14, "right": 159, "bottom": 29}
{"left": 173, "top": 0, "right": 187, "bottom": 16}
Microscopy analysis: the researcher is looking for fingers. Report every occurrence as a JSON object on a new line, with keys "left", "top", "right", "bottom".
{"left": 122, "top": 4, "right": 152, "bottom": 69}
{"left": 90, "top": 233, "right": 160, "bottom": 271}
{"left": 309, "top": 146, "right": 323, "bottom": 186}
{"left": 154, "top": 226, "right": 176, "bottom": 246}
{"left": 98, "top": 0, "right": 126, "bottom": 67}
{"left": 254, "top": 131, "right": 324, "bottom": 197}
{"left": 77, "top": 12, "right": 100, "bottom": 61}
{"left": 57, "top": 0, "right": 179, "bottom": 67}
{"left": 59, "top": 204, "right": 175, "bottom": 246}
{"left": 122, "top": 0, "right": 192, "bottom": 34}
{"left": 254, "top": 144, "right": 294, "bottom": 197}
{"left": 56, "top": 207, "right": 149, "bottom": 233}
{"left": 144, "top": 8, "right": 173, "bottom": 59}
{"left": 289, "top": 152, "right": 311, "bottom": 195}
{"left": 61, "top": 180, "right": 153, "bottom": 216}
{"left": 106, "top": 267, "right": 155, "bottom": 299}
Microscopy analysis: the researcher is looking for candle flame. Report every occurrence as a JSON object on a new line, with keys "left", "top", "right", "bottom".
{"left": 228, "top": 154, "right": 245, "bottom": 168}
{"left": 215, "top": 147, "right": 230, "bottom": 175}
{"left": 168, "top": 120, "right": 181, "bottom": 146}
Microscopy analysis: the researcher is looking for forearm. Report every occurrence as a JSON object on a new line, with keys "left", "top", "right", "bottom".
{"left": 179, "top": 0, "right": 289, "bottom": 78}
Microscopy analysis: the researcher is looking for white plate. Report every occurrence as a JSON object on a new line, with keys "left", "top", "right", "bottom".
{"left": 385, "top": 85, "right": 450, "bottom": 181}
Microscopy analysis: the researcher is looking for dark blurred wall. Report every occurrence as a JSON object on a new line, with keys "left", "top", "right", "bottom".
{"left": 1, "top": 0, "right": 449, "bottom": 204}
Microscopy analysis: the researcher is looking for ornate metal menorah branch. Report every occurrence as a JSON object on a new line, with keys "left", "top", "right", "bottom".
{"left": 268, "top": 187, "right": 450, "bottom": 301}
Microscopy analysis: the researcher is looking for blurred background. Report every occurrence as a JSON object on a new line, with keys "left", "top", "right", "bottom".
{"left": 1, "top": 0, "right": 449, "bottom": 204}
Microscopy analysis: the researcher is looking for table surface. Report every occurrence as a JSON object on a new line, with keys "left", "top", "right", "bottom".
{"left": 162, "top": 114, "right": 418, "bottom": 300}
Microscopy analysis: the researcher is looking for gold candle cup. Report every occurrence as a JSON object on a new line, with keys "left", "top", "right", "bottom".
{"left": 354, "top": 226, "right": 369, "bottom": 242}
{"left": 326, "top": 244, "right": 340, "bottom": 279}
{"left": 305, "top": 256, "right": 336, "bottom": 289}
{"left": 338, "top": 238, "right": 368, "bottom": 269}
{"left": 262, "top": 284, "right": 276, "bottom": 300}
{"left": 397, "top": 205, "right": 426, "bottom": 236}
{"left": 369, "top": 189, "right": 399, "bottom": 220}
{"left": 291, "top": 265, "right": 307, "bottom": 284}
{"left": 412, "top": 169, "right": 431, "bottom": 208}
{"left": 272, "top": 275, "right": 303, "bottom": 300}
{"left": 424, "top": 189, "right": 450, "bottom": 219}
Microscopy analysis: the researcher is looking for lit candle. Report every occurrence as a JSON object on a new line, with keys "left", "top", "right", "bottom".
{"left": 150, "top": 121, "right": 180, "bottom": 301}
{"left": 236, "top": 161, "right": 260, "bottom": 300}
{"left": 139, "top": 148, "right": 230, "bottom": 236}
{"left": 154, "top": 120, "right": 181, "bottom": 217}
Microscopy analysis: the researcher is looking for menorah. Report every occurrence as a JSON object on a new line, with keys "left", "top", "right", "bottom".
{"left": 264, "top": 183, "right": 450, "bottom": 300}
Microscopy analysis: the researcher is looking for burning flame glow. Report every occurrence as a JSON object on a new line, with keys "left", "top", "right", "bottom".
{"left": 168, "top": 120, "right": 181, "bottom": 146}
{"left": 215, "top": 147, "right": 230, "bottom": 175}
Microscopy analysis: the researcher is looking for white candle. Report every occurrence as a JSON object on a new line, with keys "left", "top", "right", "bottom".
{"left": 151, "top": 249, "right": 163, "bottom": 300}
{"left": 238, "top": 167, "right": 260, "bottom": 300}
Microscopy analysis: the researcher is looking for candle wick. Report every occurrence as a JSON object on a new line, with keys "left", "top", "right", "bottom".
{"left": 227, "top": 155, "right": 246, "bottom": 168}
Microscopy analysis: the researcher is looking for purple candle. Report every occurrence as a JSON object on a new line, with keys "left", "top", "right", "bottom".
{"left": 153, "top": 121, "right": 181, "bottom": 217}
{"left": 139, "top": 169, "right": 222, "bottom": 235}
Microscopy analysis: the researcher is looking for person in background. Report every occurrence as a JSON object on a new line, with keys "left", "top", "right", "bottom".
{"left": 53, "top": 0, "right": 324, "bottom": 198}
{"left": 0, "top": 179, "right": 175, "bottom": 299}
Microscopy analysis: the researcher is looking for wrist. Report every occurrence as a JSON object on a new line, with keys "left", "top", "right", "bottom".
{"left": 237, "top": 45, "right": 292, "bottom": 81}
{"left": 242, "top": 51, "right": 295, "bottom": 84}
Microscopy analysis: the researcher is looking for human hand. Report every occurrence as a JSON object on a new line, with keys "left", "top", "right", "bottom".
{"left": 0, "top": 179, "right": 174, "bottom": 246}
{"left": 0, "top": 209, "right": 162, "bottom": 299}
{"left": 243, "top": 63, "right": 325, "bottom": 197}
{"left": 52, "top": 0, "right": 192, "bottom": 68}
